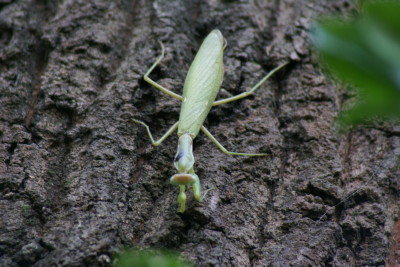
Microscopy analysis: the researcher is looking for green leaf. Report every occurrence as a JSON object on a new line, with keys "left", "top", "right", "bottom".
{"left": 312, "top": 1, "right": 400, "bottom": 126}
{"left": 114, "top": 249, "right": 193, "bottom": 267}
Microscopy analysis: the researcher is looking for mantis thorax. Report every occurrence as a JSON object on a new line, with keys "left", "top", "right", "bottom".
{"left": 173, "top": 134, "right": 194, "bottom": 174}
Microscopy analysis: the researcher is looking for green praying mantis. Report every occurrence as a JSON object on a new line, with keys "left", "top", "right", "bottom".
{"left": 133, "top": 29, "right": 287, "bottom": 212}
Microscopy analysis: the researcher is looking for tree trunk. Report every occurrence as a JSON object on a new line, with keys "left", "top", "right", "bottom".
{"left": 1, "top": 0, "right": 399, "bottom": 266}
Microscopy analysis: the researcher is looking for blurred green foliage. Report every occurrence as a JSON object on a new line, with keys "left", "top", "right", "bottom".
{"left": 312, "top": 0, "right": 400, "bottom": 126}
{"left": 114, "top": 249, "right": 193, "bottom": 267}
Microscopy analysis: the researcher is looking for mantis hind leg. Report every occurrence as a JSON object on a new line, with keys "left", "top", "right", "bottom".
{"left": 132, "top": 120, "right": 179, "bottom": 146}
{"left": 201, "top": 126, "right": 268, "bottom": 156}
{"left": 212, "top": 62, "right": 287, "bottom": 106}
{"left": 144, "top": 41, "right": 183, "bottom": 101}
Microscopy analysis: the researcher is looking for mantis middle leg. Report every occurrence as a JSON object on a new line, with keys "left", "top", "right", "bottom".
{"left": 201, "top": 126, "right": 268, "bottom": 156}
{"left": 132, "top": 119, "right": 179, "bottom": 146}
{"left": 144, "top": 41, "right": 183, "bottom": 101}
{"left": 212, "top": 62, "right": 287, "bottom": 106}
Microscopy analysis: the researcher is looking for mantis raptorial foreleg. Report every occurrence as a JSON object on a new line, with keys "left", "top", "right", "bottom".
{"left": 131, "top": 119, "right": 179, "bottom": 146}
{"left": 176, "top": 169, "right": 201, "bottom": 213}
{"left": 201, "top": 126, "right": 268, "bottom": 156}
{"left": 178, "top": 185, "right": 187, "bottom": 213}
{"left": 176, "top": 170, "right": 211, "bottom": 213}
{"left": 212, "top": 62, "right": 288, "bottom": 106}
{"left": 144, "top": 42, "right": 183, "bottom": 101}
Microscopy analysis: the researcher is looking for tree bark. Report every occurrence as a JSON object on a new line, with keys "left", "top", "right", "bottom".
{"left": 0, "top": 0, "right": 399, "bottom": 266}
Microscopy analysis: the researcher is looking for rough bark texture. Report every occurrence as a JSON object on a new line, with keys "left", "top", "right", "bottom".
{"left": 0, "top": 0, "right": 399, "bottom": 266}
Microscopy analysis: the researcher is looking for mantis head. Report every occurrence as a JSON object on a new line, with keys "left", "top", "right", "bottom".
{"left": 170, "top": 134, "right": 201, "bottom": 212}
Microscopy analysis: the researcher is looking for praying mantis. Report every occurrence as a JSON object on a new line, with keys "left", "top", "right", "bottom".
{"left": 133, "top": 29, "right": 287, "bottom": 212}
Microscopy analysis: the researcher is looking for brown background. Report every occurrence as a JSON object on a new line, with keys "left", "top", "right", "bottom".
{"left": 0, "top": 0, "right": 399, "bottom": 266}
